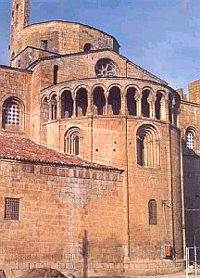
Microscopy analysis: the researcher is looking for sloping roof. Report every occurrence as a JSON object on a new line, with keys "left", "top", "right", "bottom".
{"left": 0, "top": 135, "right": 120, "bottom": 171}
{"left": 20, "top": 268, "right": 67, "bottom": 278}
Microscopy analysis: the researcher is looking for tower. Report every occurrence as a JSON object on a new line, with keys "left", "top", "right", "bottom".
{"left": 10, "top": 0, "right": 30, "bottom": 61}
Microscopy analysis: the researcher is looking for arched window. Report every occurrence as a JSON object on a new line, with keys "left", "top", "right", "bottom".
{"left": 50, "top": 94, "right": 57, "bottom": 120}
{"left": 141, "top": 89, "right": 150, "bottom": 118}
{"left": 108, "top": 86, "right": 121, "bottom": 115}
{"left": 126, "top": 87, "right": 137, "bottom": 116}
{"left": 148, "top": 199, "right": 157, "bottom": 225}
{"left": 185, "top": 127, "right": 197, "bottom": 151}
{"left": 64, "top": 127, "right": 80, "bottom": 155}
{"left": 93, "top": 86, "right": 106, "bottom": 116}
{"left": 76, "top": 88, "right": 88, "bottom": 117}
{"left": 61, "top": 90, "right": 73, "bottom": 118}
{"left": 137, "top": 124, "right": 160, "bottom": 167}
{"left": 2, "top": 98, "right": 24, "bottom": 130}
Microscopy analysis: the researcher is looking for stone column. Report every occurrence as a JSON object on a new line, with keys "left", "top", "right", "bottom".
{"left": 135, "top": 90, "right": 142, "bottom": 117}
{"left": 148, "top": 96, "right": 156, "bottom": 119}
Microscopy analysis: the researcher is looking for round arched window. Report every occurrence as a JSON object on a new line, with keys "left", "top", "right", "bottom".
{"left": 95, "top": 59, "right": 118, "bottom": 77}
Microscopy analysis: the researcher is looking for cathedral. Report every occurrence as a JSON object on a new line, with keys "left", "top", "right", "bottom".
{"left": 0, "top": 0, "right": 200, "bottom": 277}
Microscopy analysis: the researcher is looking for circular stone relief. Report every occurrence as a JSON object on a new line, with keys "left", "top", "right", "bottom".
{"left": 95, "top": 59, "right": 118, "bottom": 77}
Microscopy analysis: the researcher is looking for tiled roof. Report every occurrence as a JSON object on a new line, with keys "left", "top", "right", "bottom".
{"left": 0, "top": 135, "right": 120, "bottom": 171}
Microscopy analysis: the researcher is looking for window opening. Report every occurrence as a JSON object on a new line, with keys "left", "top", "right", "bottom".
{"left": 61, "top": 90, "right": 73, "bottom": 118}
{"left": 93, "top": 86, "right": 106, "bottom": 115}
{"left": 127, "top": 87, "right": 137, "bottom": 116}
{"left": 4, "top": 198, "right": 20, "bottom": 220}
{"left": 41, "top": 40, "right": 48, "bottom": 50}
{"left": 76, "top": 88, "right": 88, "bottom": 117}
{"left": 4, "top": 100, "right": 20, "bottom": 125}
{"left": 148, "top": 199, "right": 157, "bottom": 225}
{"left": 141, "top": 89, "right": 150, "bottom": 118}
{"left": 84, "top": 43, "right": 92, "bottom": 52}
{"left": 108, "top": 86, "right": 121, "bottom": 115}
{"left": 53, "top": 65, "right": 58, "bottom": 85}
{"left": 186, "top": 132, "right": 194, "bottom": 149}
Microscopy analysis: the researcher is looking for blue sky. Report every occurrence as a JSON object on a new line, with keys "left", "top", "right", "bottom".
{"left": 0, "top": 0, "right": 200, "bottom": 93}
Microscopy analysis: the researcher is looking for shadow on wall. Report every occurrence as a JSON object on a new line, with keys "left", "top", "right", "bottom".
{"left": 182, "top": 139, "right": 200, "bottom": 249}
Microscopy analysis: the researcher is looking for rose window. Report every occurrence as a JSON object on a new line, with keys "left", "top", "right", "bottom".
{"left": 95, "top": 59, "right": 118, "bottom": 77}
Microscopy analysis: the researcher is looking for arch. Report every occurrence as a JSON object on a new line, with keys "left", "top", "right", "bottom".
{"left": 148, "top": 199, "right": 157, "bottom": 225}
{"left": 108, "top": 86, "right": 121, "bottom": 115}
{"left": 76, "top": 88, "right": 88, "bottom": 117}
{"left": 2, "top": 97, "right": 24, "bottom": 129}
{"left": 155, "top": 91, "right": 165, "bottom": 120}
{"left": 93, "top": 86, "right": 106, "bottom": 115}
{"left": 185, "top": 126, "right": 198, "bottom": 151}
{"left": 136, "top": 124, "right": 160, "bottom": 167}
{"left": 61, "top": 90, "right": 73, "bottom": 118}
{"left": 50, "top": 94, "right": 57, "bottom": 120}
{"left": 141, "top": 89, "right": 150, "bottom": 118}
{"left": 126, "top": 87, "right": 137, "bottom": 116}
{"left": 64, "top": 127, "right": 80, "bottom": 155}
{"left": 95, "top": 58, "right": 119, "bottom": 77}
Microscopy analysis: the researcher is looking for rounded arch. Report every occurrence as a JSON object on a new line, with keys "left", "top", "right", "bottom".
{"left": 61, "top": 90, "right": 73, "bottom": 118}
{"left": 49, "top": 91, "right": 58, "bottom": 99}
{"left": 59, "top": 86, "right": 74, "bottom": 98}
{"left": 107, "top": 85, "right": 121, "bottom": 115}
{"left": 92, "top": 86, "right": 106, "bottom": 116}
{"left": 91, "top": 83, "right": 107, "bottom": 94}
{"left": 75, "top": 87, "right": 88, "bottom": 117}
{"left": 41, "top": 96, "right": 48, "bottom": 103}
{"left": 141, "top": 89, "right": 152, "bottom": 118}
{"left": 136, "top": 124, "right": 160, "bottom": 167}
{"left": 2, "top": 96, "right": 25, "bottom": 130}
{"left": 64, "top": 126, "right": 81, "bottom": 155}
{"left": 126, "top": 86, "right": 137, "bottom": 116}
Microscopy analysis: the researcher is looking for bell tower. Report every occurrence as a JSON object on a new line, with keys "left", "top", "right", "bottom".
{"left": 10, "top": 0, "right": 30, "bottom": 61}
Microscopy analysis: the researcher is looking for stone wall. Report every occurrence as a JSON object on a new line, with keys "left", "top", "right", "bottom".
{"left": 0, "top": 160, "right": 124, "bottom": 278}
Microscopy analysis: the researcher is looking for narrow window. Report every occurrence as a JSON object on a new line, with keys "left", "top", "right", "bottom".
{"left": 148, "top": 199, "right": 157, "bottom": 225}
{"left": 53, "top": 65, "right": 58, "bottom": 85}
{"left": 74, "top": 135, "right": 80, "bottom": 155}
{"left": 41, "top": 40, "right": 48, "bottom": 50}
{"left": 4, "top": 198, "right": 20, "bottom": 220}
